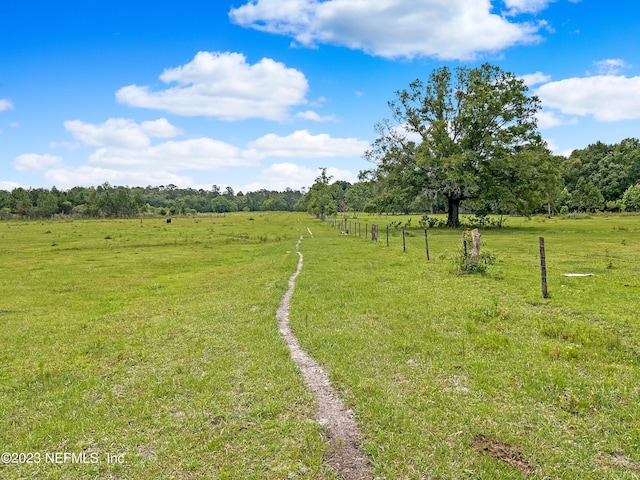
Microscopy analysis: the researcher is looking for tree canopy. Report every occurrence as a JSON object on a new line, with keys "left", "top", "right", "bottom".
{"left": 366, "top": 63, "right": 549, "bottom": 226}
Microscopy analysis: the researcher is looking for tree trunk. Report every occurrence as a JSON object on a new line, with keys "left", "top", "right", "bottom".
{"left": 446, "top": 197, "right": 460, "bottom": 228}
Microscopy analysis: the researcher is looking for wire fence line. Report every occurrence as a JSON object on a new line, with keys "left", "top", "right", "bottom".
{"left": 318, "top": 214, "right": 640, "bottom": 301}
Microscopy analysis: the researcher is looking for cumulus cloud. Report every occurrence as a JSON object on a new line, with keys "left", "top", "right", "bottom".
{"left": 593, "top": 58, "right": 629, "bottom": 76}
{"left": 520, "top": 71, "right": 552, "bottom": 87}
{"left": 14, "top": 118, "right": 369, "bottom": 190}
{"left": 14, "top": 154, "right": 64, "bottom": 173}
{"left": 229, "top": 0, "right": 544, "bottom": 60}
{"left": 64, "top": 118, "right": 181, "bottom": 148}
{"left": 503, "top": 0, "right": 555, "bottom": 14}
{"left": 78, "top": 129, "right": 364, "bottom": 172}
{"left": 535, "top": 75, "right": 640, "bottom": 122}
{"left": 116, "top": 51, "right": 309, "bottom": 120}
{"left": 245, "top": 130, "right": 369, "bottom": 160}
{"left": 536, "top": 110, "right": 578, "bottom": 129}
{"left": 0, "top": 181, "right": 22, "bottom": 190}
{"left": 0, "top": 99, "right": 14, "bottom": 112}
{"left": 295, "top": 110, "right": 337, "bottom": 121}
{"left": 43, "top": 166, "right": 193, "bottom": 190}
{"left": 88, "top": 138, "right": 256, "bottom": 171}
{"left": 241, "top": 162, "right": 358, "bottom": 191}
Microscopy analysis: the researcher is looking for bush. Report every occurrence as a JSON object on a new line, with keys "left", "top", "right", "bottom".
{"left": 622, "top": 184, "right": 640, "bottom": 211}
{"left": 460, "top": 214, "right": 506, "bottom": 229}
{"left": 450, "top": 230, "right": 495, "bottom": 274}
{"left": 419, "top": 214, "right": 446, "bottom": 228}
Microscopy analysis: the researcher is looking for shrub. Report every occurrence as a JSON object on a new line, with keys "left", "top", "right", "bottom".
{"left": 419, "top": 214, "right": 446, "bottom": 228}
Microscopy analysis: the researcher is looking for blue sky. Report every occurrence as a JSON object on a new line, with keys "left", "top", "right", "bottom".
{"left": 2, "top": 0, "right": 640, "bottom": 192}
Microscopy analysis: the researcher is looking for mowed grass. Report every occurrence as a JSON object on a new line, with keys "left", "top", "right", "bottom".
{"left": 0, "top": 213, "right": 333, "bottom": 479}
{"left": 291, "top": 213, "right": 640, "bottom": 478}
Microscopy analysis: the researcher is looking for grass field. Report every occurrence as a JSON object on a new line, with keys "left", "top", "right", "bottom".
{"left": 1, "top": 212, "right": 639, "bottom": 478}
{"left": 293, "top": 213, "right": 640, "bottom": 478}
{"left": 0, "top": 214, "right": 331, "bottom": 479}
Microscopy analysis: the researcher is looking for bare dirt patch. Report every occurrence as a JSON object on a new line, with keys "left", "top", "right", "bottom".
{"left": 277, "top": 237, "right": 373, "bottom": 479}
{"left": 473, "top": 434, "right": 534, "bottom": 475}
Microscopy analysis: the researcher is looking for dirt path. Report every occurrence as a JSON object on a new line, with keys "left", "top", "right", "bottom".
{"left": 277, "top": 236, "right": 373, "bottom": 480}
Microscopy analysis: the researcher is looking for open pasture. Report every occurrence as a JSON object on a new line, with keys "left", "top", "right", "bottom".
{"left": 1, "top": 212, "right": 640, "bottom": 478}
{"left": 293, "top": 213, "right": 640, "bottom": 478}
{"left": 0, "top": 213, "right": 330, "bottom": 479}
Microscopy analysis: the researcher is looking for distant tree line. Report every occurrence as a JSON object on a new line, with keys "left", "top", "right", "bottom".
{"left": 0, "top": 183, "right": 305, "bottom": 219}
{"left": 297, "top": 137, "right": 640, "bottom": 224}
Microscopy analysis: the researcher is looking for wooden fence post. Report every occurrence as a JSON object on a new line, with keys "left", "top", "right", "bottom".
{"left": 470, "top": 228, "right": 481, "bottom": 265}
{"left": 402, "top": 227, "right": 406, "bottom": 252}
{"left": 424, "top": 228, "right": 430, "bottom": 260}
{"left": 462, "top": 231, "right": 468, "bottom": 259}
{"left": 540, "top": 237, "right": 548, "bottom": 298}
{"left": 372, "top": 224, "right": 378, "bottom": 241}
{"left": 365, "top": 223, "right": 368, "bottom": 240}
{"left": 386, "top": 225, "right": 389, "bottom": 247}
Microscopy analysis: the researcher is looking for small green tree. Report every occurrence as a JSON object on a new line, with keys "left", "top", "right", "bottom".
{"left": 261, "top": 194, "right": 288, "bottom": 211}
{"left": 306, "top": 168, "right": 337, "bottom": 219}
{"left": 622, "top": 184, "right": 640, "bottom": 211}
{"left": 211, "top": 196, "right": 238, "bottom": 213}
{"left": 571, "top": 178, "right": 604, "bottom": 212}
{"left": 345, "top": 182, "right": 373, "bottom": 218}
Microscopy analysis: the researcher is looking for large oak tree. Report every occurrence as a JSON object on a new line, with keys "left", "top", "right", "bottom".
{"left": 366, "top": 63, "right": 547, "bottom": 227}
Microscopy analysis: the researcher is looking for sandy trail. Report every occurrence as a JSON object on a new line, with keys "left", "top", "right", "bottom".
{"left": 276, "top": 236, "right": 373, "bottom": 480}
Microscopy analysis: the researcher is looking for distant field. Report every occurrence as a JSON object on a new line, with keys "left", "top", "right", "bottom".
{"left": 1, "top": 212, "right": 640, "bottom": 478}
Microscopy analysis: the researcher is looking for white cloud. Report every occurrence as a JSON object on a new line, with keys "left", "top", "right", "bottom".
{"left": 14, "top": 121, "right": 369, "bottom": 190}
{"left": 0, "top": 99, "right": 14, "bottom": 112}
{"left": 64, "top": 118, "right": 181, "bottom": 148}
{"left": 520, "top": 71, "right": 551, "bottom": 87}
{"left": 14, "top": 154, "right": 64, "bottom": 173}
{"left": 241, "top": 162, "right": 357, "bottom": 191}
{"left": 536, "top": 110, "right": 578, "bottom": 129}
{"left": 543, "top": 138, "right": 573, "bottom": 157}
{"left": 43, "top": 166, "right": 193, "bottom": 190}
{"left": 245, "top": 130, "right": 369, "bottom": 159}
{"left": 0, "top": 181, "right": 23, "bottom": 191}
{"left": 116, "top": 51, "right": 309, "bottom": 121}
{"left": 295, "top": 110, "right": 337, "bottom": 121}
{"left": 593, "top": 58, "right": 629, "bottom": 76}
{"left": 229, "top": 0, "right": 544, "bottom": 60}
{"left": 535, "top": 75, "right": 640, "bottom": 122}
{"left": 503, "top": 0, "right": 555, "bottom": 14}
{"left": 88, "top": 138, "right": 257, "bottom": 171}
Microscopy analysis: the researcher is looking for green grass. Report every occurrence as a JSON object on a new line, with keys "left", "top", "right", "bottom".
{"left": 2, "top": 212, "right": 640, "bottom": 478}
{"left": 292, "top": 213, "right": 640, "bottom": 478}
{"left": 0, "top": 213, "right": 333, "bottom": 479}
